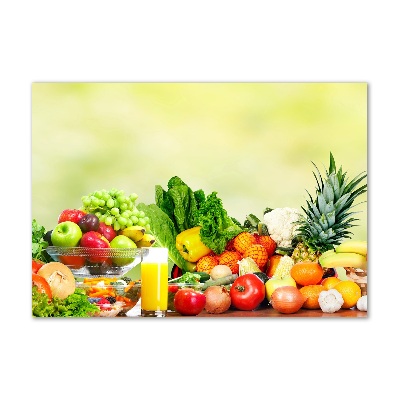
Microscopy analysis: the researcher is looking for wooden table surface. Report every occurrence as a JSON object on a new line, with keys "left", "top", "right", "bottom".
{"left": 124, "top": 302, "right": 367, "bottom": 318}
{"left": 164, "top": 308, "right": 367, "bottom": 318}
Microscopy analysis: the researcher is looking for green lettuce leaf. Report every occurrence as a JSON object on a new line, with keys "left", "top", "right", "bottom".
{"left": 155, "top": 176, "right": 205, "bottom": 233}
{"left": 32, "top": 286, "right": 99, "bottom": 317}
{"left": 136, "top": 203, "right": 190, "bottom": 271}
{"left": 198, "top": 192, "right": 244, "bottom": 254}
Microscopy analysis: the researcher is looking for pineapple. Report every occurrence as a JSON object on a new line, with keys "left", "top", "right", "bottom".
{"left": 291, "top": 152, "right": 367, "bottom": 264}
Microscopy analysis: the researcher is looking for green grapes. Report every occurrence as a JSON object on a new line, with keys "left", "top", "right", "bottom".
{"left": 81, "top": 188, "right": 150, "bottom": 232}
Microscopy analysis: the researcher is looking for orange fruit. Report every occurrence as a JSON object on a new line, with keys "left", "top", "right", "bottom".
{"left": 256, "top": 234, "right": 277, "bottom": 257}
{"left": 334, "top": 281, "right": 361, "bottom": 309}
{"left": 218, "top": 250, "right": 242, "bottom": 274}
{"left": 321, "top": 276, "right": 341, "bottom": 290}
{"left": 243, "top": 244, "right": 269, "bottom": 271}
{"left": 196, "top": 255, "right": 219, "bottom": 274}
{"left": 232, "top": 232, "right": 257, "bottom": 254}
{"left": 290, "top": 262, "right": 324, "bottom": 286}
{"left": 299, "top": 285, "right": 325, "bottom": 309}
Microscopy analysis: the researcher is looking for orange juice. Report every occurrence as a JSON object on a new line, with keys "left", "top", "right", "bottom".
{"left": 140, "top": 248, "right": 169, "bottom": 316}
{"left": 141, "top": 261, "right": 168, "bottom": 311}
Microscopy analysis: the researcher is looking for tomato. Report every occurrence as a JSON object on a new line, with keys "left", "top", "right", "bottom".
{"left": 173, "top": 288, "right": 206, "bottom": 316}
{"left": 230, "top": 274, "right": 266, "bottom": 311}
{"left": 32, "top": 273, "right": 52, "bottom": 300}
{"left": 32, "top": 259, "right": 45, "bottom": 274}
{"left": 168, "top": 284, "right": 179, "bottom": 293}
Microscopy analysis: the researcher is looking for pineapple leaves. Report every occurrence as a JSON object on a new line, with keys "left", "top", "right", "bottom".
{"left": 329, "top": 152, "right": 336, "bottom": 175}
{"left": 344, "top": 171, "right": 367, "bottom": 194}
{"left": 294, "top": 152, "right": 367, "bottom": 254}
{"left": 332, "top": 192, "right": 351, "bottom": 215}
{"left": 322, "top": 181, "right": 335, "bottom": 203}
{"left": 317, "top": 193, "right": 328, "bottom": 212}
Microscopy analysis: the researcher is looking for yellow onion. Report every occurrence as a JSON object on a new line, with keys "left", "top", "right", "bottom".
{"left": 270, "top": 286, "right": 305, "bottom": 314}
{"left": 204, "top": 286, "right": 231, "bottom": 314}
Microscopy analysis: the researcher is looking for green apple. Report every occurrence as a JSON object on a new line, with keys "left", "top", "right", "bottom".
{"left": 265, "top": 275, "right": 297, "bottom": 301}
{"left": 110, "top": 235, "right": 137, "bottom": 266}
{"left": 51, "top": 221, "right": 82, "bottom": 247}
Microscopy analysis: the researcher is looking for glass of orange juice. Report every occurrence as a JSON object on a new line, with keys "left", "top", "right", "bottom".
{"left": 140, "top": 247, "right": 169, "bottom": 317}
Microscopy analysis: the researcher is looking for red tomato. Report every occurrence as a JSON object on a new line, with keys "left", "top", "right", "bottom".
{"left": 168, "top": 284, "right": 179, "bottom": 293}
{"left": 32, "top": 273, "right": 52, "bottom": 300}
{"left": 32, "top": 259, "right": 45, "bottom": 274}
{"left": 173, "top": 288, "right": 206, "bottom": 316}
{"left": 230, "top": 274, "right": 266, "bottom": 311}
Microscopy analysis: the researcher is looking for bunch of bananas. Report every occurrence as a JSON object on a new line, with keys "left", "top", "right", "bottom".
{"left": 120, "top": 226, "right": 156, "bottom": 248}
{"left": 319, "top": 240, "right": 367, "bottom": 270}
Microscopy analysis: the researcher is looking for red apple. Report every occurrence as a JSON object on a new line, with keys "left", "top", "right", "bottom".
{"left": 97, "top": 222, "right": 117, "bottom": 242}
{"left": 80, "top": 231, "right": 110, "bottom": 263}
{"left": 58, "top": 209, "right": 86, "bottom": 224}
{"left": 173, "top": 288, "right": 206, "bottom": 316}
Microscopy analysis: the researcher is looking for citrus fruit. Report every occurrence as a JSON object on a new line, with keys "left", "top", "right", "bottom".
{"left": 290, "top": 262, "right": 324, "bottom": 286}
{"left": 256, "top": 234, "right": 277, "bottom": 257}
{"left": 232, "top": 232, "right": 257, "bottom": 254}
{"left": 321, "top": 276, "right": 341, "bottom": 290}
{"left": 333, "top": 281, "right": 361, "bottom": 309}
{"left": 299, "top": 285, "right": 325, "bottom": 309}
{"left": 243, "top": 244, "right": 269, "bottom": 271}
{"left": 218, "top": 251, "right": 242, "bottom": 274}
{"left": 196, "top": 255, "right": 219, "bottom": 274}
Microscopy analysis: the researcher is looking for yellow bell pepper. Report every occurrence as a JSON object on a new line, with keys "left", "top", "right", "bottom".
{"left": 176, "top": 226, "right": 212, "bottom": 262}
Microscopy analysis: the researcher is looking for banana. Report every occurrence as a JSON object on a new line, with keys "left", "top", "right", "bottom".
{"left": 121, "top": 226, "right": 145, "bottom": 242}
{"left": 135, "top": 233, "right": 156, "bottom": 248}
{"left": 318, "top": 249, "right": 336, "bottom": 262}
{"left": 319, "top": 252, "right": 367, "bottom": 270}
{"left": 335, "top": 240, "right": 367, "bottom": 257}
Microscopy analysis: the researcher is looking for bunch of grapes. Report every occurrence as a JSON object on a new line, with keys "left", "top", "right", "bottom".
{"left": 81, "top": 189, "right": 151, "bottom": 232}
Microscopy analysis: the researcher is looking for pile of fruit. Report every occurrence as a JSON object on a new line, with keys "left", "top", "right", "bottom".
{"left": 42, "top": 189, "right": 156, "bottom": 271}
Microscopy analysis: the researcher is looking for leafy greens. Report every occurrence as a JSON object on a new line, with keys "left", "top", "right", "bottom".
{"left": 32, "top": 286, "right": 99, "bottom": 317}
{"left": 136, "top": 202, "right": 190, "bottom": 271}
{"left": 198, "top": 192, "right": 244, "bottom": 254}
{"left": 32, "top": 219, "right": 52, "bottom": 262}
{"left": 155, "top": 176, "right": 205, "bottom": 233}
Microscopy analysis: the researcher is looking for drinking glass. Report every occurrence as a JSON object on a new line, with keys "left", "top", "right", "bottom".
{"left": 140, "top": 248, "right": 169, "bottom": 317}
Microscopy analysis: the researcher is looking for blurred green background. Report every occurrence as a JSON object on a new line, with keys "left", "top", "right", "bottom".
{"left": 32, "top": 82, "right": 368, "bottom": 244}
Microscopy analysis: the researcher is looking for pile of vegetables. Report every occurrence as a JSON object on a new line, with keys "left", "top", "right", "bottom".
{"left": 137, "top": 176, "right": 243, "bottom": 272}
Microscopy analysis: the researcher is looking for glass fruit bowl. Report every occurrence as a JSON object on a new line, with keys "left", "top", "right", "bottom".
{"left": 46, "top": 246, "right": 143, "bottom": 278}
{"left": 76, "top": 278, "right": 141, "bottom": 316}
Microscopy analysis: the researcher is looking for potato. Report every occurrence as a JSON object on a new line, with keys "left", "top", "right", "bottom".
{"left": 210, "top": 264, "right": 232, "bottom": 281}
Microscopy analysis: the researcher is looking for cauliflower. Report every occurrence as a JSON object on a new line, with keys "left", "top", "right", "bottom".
{"left": 272, "top": 255, "right": 294, "bottom": 279}
{"left": 357, "top": 295, "right": 367, "bottom": 311}
{"left": 318, "top": 289, "right": 344, "bottom": 313}
{"left": 263, "top": 207, "right": 301, "bottom": 248}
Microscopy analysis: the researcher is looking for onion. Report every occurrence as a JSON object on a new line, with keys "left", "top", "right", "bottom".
{"left": 210, "top": 265, "right": 232, "bottom": 281}
{"left": 270, "top": 286, "right": 305, "bottom": 314}
{"left": 204, "top": 286, "right": 231, "bottom": 314}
